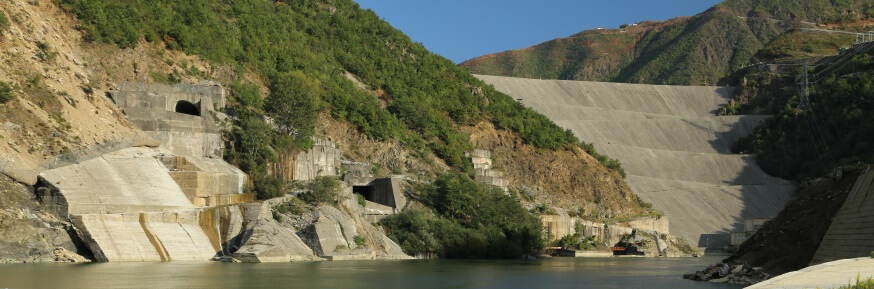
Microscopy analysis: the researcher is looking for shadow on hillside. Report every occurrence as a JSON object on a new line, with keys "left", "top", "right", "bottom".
{"left": 698, "top": 113, "right": 797, "bottom": 252}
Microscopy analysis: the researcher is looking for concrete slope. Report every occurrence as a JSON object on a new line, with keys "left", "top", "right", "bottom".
{"left": 556, "top": 116, "right": 768, "bottom": 154}
{"left": 477, "top": 74, "right": 796, "bottom": 249}
{"left": 40, "top": 147, "right": 195, "bottom": 215}
{"left": 747, "top": 257, "right": 874, "bottom": 289}
{"left": 479, "top": 75, "right": 733, "bottom": 117}
{"left": 39, "top": 147, "right": 222, "bottom": 262}
{"left": 812, "top": 167, "right": 874, "bottom": 264}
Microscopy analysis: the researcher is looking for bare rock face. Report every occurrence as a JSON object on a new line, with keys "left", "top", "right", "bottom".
{"left": 261, "top": 190, "right": 411, "bottom": 261}
{"left": 297, "top": 197, "right": 410, "bottom": 260}
{"left": 0, "top": 174, "right": 89, "bottom": 263}
{"left": 230, "top": 202, "right": 318, "bottom": 263}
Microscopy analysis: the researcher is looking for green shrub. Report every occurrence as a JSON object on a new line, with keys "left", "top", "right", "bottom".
{"left": 0, "top": 81, "right": 17, "bottom": 103}
{"left": 353, "top": 235, "right": 366, "bottom": 247}
{"left": 581, "top": 142, "right": 626, "bottom": 178}
{"left": 254, "top": 175, "right": 284, "bottom": 200}
{"left": 301, "top": 176, "right": 341, "bottom": 205}
{"left": 0, "top": 12, "right": 9, "bottom": 31}
{"left": 636, "top": 195, "right": 653, "bottom": 209}
{"left": 229, "top": 80, "right": 263, "bottom": 109}
{"left": 838, "top": 276, "right": 874, "bottom": 289}
{"left": 356, "top": 194, "right": 366, "bottom": 207}
{"left": 35, "top": 41, "right": 57, "bottom": 62}
{"left": 273, "top": 198, "right": 307, "bottom": 221}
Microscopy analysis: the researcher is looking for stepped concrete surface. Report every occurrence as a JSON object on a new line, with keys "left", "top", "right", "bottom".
{"left": 477, "top": 75, "right": 796, "bottom": 249}
{"left": 812, "top": 167, "right": 874, "bottom": 265}
{"left": 747, "top": 257, "right": 874, "bottom": 289}
{"left": 469, "top": 149, "right": 509, "bottom": 191}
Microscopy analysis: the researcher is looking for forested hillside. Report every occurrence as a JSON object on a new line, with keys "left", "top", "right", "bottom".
{"left": 734, "top": 51, "right": 874, "bottom": 179}
{"left": 461, "top": 0, "right": 874, "bottom": 85}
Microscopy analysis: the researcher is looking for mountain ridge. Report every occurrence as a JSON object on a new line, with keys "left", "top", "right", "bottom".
{"left": 461, "top": 0, "right": 872, "bottom": 85}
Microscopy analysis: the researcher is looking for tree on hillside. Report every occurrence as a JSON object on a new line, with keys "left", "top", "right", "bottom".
{"left": 266, "top": 71, "right": 320, "bottom": 150}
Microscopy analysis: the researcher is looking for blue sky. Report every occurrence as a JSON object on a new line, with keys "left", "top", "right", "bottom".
{"left": 354, "top": 0, "right": 723, "bottom": 63}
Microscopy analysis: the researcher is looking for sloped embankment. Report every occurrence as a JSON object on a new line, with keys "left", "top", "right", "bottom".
{"left": 478, "top": 74, "right": 795, "bottom": 249}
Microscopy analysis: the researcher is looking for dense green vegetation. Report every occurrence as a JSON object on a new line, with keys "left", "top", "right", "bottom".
{"left": 554, "top": 234, "right": 601, "bottom": 251}
{"left": 58, "top": 0, "right": 583, "bottom": 189}
{"left": 735, "top": 53, "right": 874, "bottom": 179}
{"left": 380, "top": 172, "right": 543, "bottom": 258}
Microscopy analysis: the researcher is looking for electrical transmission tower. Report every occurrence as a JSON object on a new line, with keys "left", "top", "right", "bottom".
{"left": 800, "top": 62, "right": 811, "bottom": 109}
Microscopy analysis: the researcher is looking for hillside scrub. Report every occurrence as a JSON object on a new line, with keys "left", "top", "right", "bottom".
{"left": 380, "top": 172, "right": 544, "bottom": 259}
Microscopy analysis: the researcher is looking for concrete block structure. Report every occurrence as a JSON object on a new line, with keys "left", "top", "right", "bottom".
{"left": 478, "top": 75, "right": 795, "bottom": 250}
{"left": 111, "top": 82, "right": 226, "bottom": 158}
{"left": 541, "top": 214, "right": 640, "bottom": 245}
{"left": 468, "top": 149, "right": 509, "bottom": 192}
{"left": 350, "top": 177, "right": 407, "bottom": 221}
{"left": 159, "top": 155, "right": 253, "bottom": 207}
{"left": 812, "top": 167, "right": 874, "bottom": 264}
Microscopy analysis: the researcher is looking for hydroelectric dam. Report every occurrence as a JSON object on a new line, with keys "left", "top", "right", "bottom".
{"left": 476, "top": 75, "right": 796, "bottom": 250}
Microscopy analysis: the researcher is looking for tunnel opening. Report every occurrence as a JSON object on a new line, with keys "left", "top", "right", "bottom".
{"left": 353, "top": 185, "right": 376, "bottom": 203}
{"left": 175, "top": 100, "right": 200, "bottom": 116}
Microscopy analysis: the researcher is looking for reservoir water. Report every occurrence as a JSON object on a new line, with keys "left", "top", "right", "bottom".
{"left": 0, "top": 257, "right": 740, "bottom": 289}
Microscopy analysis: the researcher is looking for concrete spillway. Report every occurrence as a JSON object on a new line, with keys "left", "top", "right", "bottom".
{"left": 477, "top": 75, "right": 796, "bottom": 249}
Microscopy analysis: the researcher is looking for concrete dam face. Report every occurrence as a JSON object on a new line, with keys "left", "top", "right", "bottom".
{"left": 477, "top": 75, "right": 796, "bottom": 249}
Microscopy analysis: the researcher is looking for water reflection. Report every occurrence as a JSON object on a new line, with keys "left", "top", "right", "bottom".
{"left": 0, "top": 257, "right": 740, "bottom": 289}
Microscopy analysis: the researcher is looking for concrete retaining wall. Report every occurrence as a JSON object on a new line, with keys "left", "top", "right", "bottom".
{"left": 812, "top": 167, "right": 874, "bottom": 264}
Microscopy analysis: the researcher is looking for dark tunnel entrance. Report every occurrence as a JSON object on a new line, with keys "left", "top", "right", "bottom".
{"left": 175, "top": 100, "right": 200, "bottom": 116}
{"left": 353, "top": 185, "right": 376, "bottom": 203}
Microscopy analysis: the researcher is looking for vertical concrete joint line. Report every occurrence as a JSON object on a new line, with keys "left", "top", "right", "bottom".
{"left": 139, "top": 213, "right": 170, "bottom": 261}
